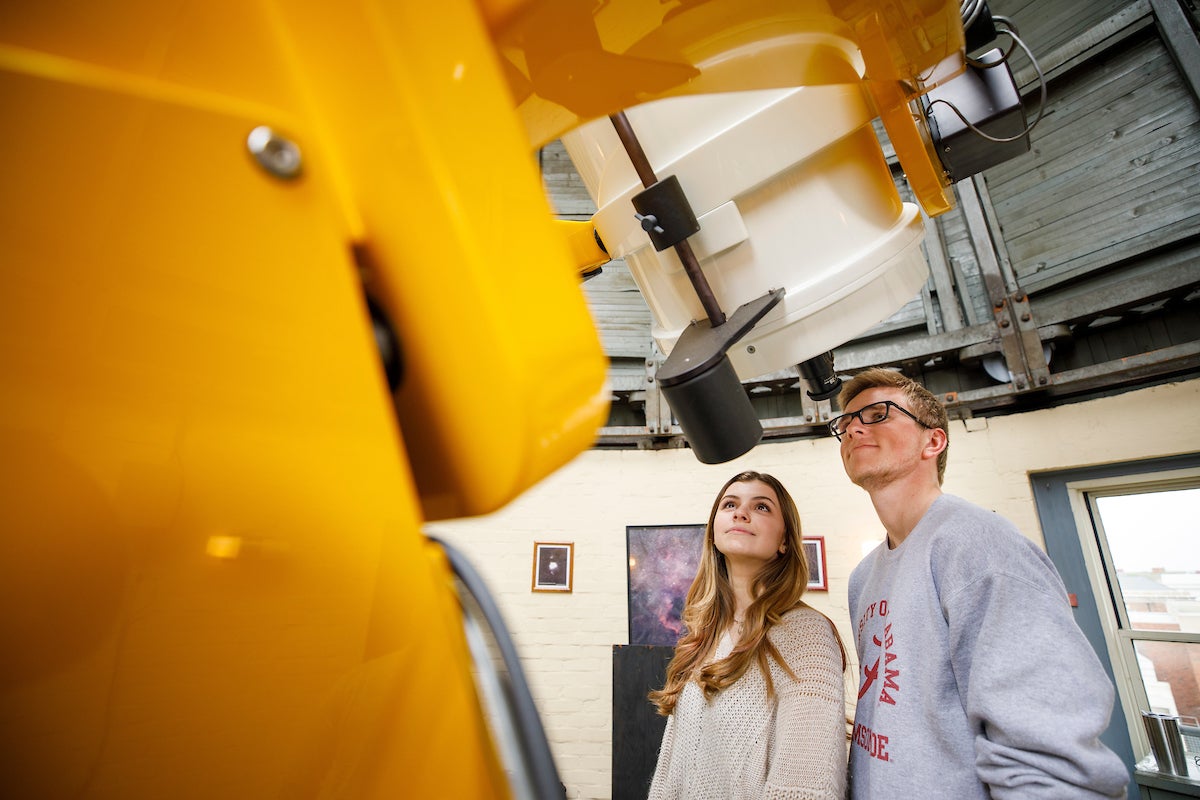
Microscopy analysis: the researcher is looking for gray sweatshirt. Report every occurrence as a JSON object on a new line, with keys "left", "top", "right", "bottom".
{"left": 848, "top": 494, "right": 1129, "bottom": 799}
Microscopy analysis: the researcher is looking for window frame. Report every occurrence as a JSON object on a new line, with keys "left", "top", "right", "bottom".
{"left": 1066, "top": 470, "right": 1200, "bottom": 759}
{"left": 1031, "top": 452, "right": 1200, "bottom": 784}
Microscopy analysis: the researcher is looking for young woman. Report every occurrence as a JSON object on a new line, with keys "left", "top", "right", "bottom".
{"left": 648, "top": 471, "right": 847, "bottom": 799}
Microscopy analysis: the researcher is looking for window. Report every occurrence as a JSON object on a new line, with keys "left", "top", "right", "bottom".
{"left": 1071, "top": 477, "right": 1200, "bottom": 757}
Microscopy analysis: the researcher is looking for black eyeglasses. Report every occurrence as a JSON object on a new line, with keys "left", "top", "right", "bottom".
{"left": 828, "top": 400, "right": 932, "bottom": 441}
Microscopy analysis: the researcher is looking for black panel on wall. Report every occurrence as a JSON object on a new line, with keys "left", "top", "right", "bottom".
{"left": 612, "top": 644, "right": 674, "bottom": 800}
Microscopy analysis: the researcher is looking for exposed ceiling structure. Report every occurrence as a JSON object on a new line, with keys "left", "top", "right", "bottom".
{"left": 545, "top": 0, "right": 1200, "bottom": 452}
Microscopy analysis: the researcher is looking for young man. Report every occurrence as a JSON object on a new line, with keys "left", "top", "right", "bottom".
{"left": 834, "top": 367, "right": 1129, "bottom": 799}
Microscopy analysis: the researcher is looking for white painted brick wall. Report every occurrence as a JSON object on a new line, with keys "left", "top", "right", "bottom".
{"left": 428, "top": 378, "right": 1200, "bottom": 799}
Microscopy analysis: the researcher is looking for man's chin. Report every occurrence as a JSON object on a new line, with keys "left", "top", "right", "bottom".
{"left": 848, "top": 468, "right": 889, "bottom": 492}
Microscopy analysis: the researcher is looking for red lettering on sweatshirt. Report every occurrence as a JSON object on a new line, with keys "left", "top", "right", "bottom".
{"left": 856, "top": 599, "right": 889, "bottom": 638}
{"left": 852, "top": 722, "right": 891, "bottom": 762}
{"left": 879, "top": 651, "right": 899, "bottom": 706}
{"left": 859, "top": 621, "right": 901, "bottom": 706}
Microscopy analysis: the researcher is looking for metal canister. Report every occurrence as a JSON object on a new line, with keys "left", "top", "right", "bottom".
{"left": 1142, "top": 711, "right": 1189, "bottom": 776}
{"left": 1161, "top": 714, "right": 1190, "bottom": 777}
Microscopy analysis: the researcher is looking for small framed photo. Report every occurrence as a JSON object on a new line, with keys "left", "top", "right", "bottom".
{"left": 803, "top": 536, "right": 828, "bottom": 591}
{"left": 532, "top": 542, "right": 574, "bottom": 593}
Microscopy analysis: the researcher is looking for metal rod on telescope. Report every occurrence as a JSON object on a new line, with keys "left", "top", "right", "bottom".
{"left": 609, "top": 112, "right": 726, "bottom": 328}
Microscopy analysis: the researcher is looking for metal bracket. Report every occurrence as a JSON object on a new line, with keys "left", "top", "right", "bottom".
{"left": 959, "top": 178, "right": 1051, "bottom": 391}
{"left": 631, "top": 175, "right": 700, "bottom": 252}
{"left": 656, "top": 289, "right": 785, "bottom": 463}
{"left": 657, "top": 289, "right": 785, "bottom": 387}
{"left": 643, "top": 350, "right": 674, "bottom": 436}
{"left": 991, "top": 290, "right": 1052, "bottom": 390}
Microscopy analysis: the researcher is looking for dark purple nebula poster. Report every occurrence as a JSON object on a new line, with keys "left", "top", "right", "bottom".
{"left": 626, "top": 524, "right": 705, "bottom": 646}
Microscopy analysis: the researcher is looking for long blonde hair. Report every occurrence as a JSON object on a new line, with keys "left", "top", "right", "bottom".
{"left": 650, "top": 471, "right": 839, "bottom": 715}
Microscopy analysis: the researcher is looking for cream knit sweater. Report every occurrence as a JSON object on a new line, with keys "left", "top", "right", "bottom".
{"left": 647, "top": 605, "right": 848, "bottom": 800}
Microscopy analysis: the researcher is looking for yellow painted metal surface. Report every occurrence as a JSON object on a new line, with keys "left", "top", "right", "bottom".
{"left": 0, "top": 0, "right": 580, "bottom": 795}
{"left": 0, "top": 0, "right": 970, "bottom": 796}
{"left": 554, "top": 220, "right": 613, "bottom": 276}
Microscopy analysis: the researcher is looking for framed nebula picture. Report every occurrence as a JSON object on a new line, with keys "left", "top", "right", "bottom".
{"left": 532, "top": 542, "right": 574, "bottom": 593}
{"left": 626, "top": 524, "right": 705, "bottom": 646}
{"left": 803, "top": 536, "right": 828, "bottom": 591}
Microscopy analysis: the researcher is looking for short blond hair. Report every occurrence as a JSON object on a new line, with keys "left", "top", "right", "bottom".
{"left": 836, "top": 368, "right": 949, "bottom": 484}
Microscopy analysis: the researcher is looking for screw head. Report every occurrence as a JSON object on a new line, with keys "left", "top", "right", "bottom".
{"left": 746, "top": 345, "right": 756, "bottom": 354}
{"left": 247, "top": 126, "right": 302, "bottom": 179}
